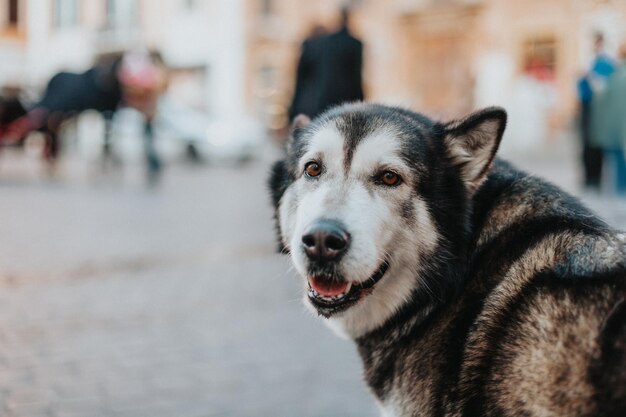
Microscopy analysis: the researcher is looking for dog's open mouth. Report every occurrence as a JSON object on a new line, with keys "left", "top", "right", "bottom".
{"left": 307, "top": 261, "right": 389, "bottom": 317}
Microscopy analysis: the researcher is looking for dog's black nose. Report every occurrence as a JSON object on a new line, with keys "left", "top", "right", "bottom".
{"left": 302, "top": 219, "right": 350, "bottom": 261}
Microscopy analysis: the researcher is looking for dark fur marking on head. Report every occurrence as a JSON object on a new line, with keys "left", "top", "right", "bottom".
{"left": 313, "top": 103, "right": 437, "bottom": 175}
{"left": 338, "top": 111, "right": 372, "bottom": 173}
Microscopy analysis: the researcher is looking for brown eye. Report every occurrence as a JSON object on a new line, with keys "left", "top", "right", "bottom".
{"left": 304, "top": 162, "right": 322, "bottom": 178}
{"left": 381, "top": 171, "right": 401, "bottom": 186}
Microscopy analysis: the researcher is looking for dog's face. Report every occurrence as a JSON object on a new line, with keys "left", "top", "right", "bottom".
{"left": 269, "top": 104, "right": 506, "bottom": 338}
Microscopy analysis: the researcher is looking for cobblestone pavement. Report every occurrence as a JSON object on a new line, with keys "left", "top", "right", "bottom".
{"left": 0, "top": 135, "right": 624, "bottom": 417}
{"left": 0, "top": 146, "right": 377, "bottom": 417}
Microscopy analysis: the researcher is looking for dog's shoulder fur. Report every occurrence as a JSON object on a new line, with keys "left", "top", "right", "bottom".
{"left": 358, "top": 160, "right": 626, "bottom": 417}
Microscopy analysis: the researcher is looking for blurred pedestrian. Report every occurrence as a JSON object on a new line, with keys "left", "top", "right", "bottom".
{"left": 578, "top": 32, "right": 615, "bottom": 191}
{"left": 289, "top": 24, "right": 328, "bottom": 121}
{"left": 118, "top": 49, "right": 169, "bottom": 180}
{"left": 591, "top": 42, "right": 626, "bottom": 196}
{"left": 289, "top": 25, "right": 327, "bottom": 121}
{"left": 289, "top": 7, "right": 364, "bottom": 121}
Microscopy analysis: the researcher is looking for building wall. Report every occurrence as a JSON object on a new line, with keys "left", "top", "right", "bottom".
{"left": 3, "top": 0, "right": 625, "bottom": 137}
{"left": 244, "top": 0, "right": 626, "bottom": 141}
{"left": 0, "top": 0, "right": 249, "bottom": 120}
{"left": 1, "top": 0, "right": 121, "bottom": 88}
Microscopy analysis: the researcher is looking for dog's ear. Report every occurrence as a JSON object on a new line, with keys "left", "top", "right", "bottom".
{"left": 292, "top": 114, "right": 311, "bottom": 130}
{"left": 442, "top": 107, "right": 507, "bottom": 193}
{"left": 268, "top": 160, "right": 290, "bottom": 209}
{"left": 268, "top": 115, "right": 309, "bottom": 253}
{"left": 268, "top": 160, "right": 292, "bottom": 254}
{"left": 286, "top": 114, "right": 311, "bottom": 155}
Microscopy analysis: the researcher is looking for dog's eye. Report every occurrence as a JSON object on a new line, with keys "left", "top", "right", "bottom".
{"left": 380, "top": 171, "right": 401, "bottom": 187}
{"left": 304, "top": 161, "right": 322, "bottom": 178}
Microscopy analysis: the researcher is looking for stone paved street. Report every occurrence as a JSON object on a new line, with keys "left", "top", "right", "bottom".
{"left": 0, "top": 144, "right": 377, "bottom": 417}
{"left": 0, "top": 135, "right": 624, "bottom": 417}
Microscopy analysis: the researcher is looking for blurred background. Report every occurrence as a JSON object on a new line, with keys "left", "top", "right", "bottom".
{"left": 0, "top": 0, "right": 625, "bottom": 416}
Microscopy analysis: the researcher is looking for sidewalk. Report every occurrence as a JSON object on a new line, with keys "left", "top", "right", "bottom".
{"left": 0, "top": 147, "right": 378, "bottom": 417}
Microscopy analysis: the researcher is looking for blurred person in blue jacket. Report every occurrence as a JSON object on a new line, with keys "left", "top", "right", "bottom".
{"left": 577, "top": 32, "right": 615, "bottom": 191}
{"left": 591, "top": 42, "right": 626, "bottom": 196}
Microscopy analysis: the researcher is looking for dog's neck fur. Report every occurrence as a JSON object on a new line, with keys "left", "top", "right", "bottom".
{"left": 337, "top": 239, "right": 466, "bottom": 343}
{"left": 324, "top": 264, "right": 442, "bottom": 339}
{"left": 324, "top": 212, "right": 468, "bottom": 340}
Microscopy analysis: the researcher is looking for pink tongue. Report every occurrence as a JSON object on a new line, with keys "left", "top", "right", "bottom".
{"left": 310, "top": 277, "right": 349, "bottom": 297}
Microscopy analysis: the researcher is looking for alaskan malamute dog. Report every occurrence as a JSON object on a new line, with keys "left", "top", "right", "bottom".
{"left": 268, "top": 103, "right": 626, "bottom": 416}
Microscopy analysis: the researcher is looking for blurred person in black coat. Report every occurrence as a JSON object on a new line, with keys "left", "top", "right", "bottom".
{"left": 289, "top": 24, "right": 328, "bottom": 121}
{"left": 289, "top": 7, "right": 364, "bottom": 121}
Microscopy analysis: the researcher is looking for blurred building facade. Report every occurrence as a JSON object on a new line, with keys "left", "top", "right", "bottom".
{"left": 1, "top": 0, "right": 139, "bottom": 88}
{"left": 2, "top": 0, "right": 626, "bottom": 145}
{"left": 246, "top": 0, "right": 626, "bottom": 145}
{"left": 0, "top": 0, "right": 247, "bottom": 120}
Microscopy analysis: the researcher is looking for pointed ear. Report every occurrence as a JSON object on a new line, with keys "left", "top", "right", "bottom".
{"left": 268, "top": 159, "right": 292, "bottom": 254}
{"left": 442, "top": 107, "right": 507, "bottom": 193}
{"left": 286, "top": 114, "right": 311, "bottom": 154}
{"left": 292, "top": 114, "right": 311, "bottom": 130}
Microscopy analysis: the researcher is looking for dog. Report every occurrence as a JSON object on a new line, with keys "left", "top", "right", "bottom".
{"left": 268, "top": 103, "right": 626, "bottom": 417}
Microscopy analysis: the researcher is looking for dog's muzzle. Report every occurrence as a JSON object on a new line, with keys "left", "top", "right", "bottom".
{"left": 306, "top": 260, "right": 390, "bottom": 317}
{"left": 301, "top": 219, "right": 350, "bottom": 263}
{"left": 299, "top": 219, "right": 390, "bottom": 317}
